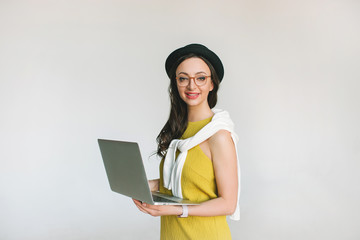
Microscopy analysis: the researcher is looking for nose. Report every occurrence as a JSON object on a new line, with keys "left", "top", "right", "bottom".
{"left": 187, "top": 78, "right": 197, "bottom": 90}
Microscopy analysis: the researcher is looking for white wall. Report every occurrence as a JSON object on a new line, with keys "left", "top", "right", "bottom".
{"left": 1, "top": 0, "right": 359, "bottom": 239}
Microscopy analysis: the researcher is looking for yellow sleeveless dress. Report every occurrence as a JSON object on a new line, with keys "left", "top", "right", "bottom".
{"left": 159, "top": 117, "right": 232, "bottom": 240}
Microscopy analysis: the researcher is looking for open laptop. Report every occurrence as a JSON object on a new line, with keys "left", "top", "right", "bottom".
{"left": 98, "top": 139, "right": 199, "bottom": 205}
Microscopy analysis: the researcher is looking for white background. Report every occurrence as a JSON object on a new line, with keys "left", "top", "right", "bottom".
{"left": 1, "top": 0, "right": 359, "bottom": 239}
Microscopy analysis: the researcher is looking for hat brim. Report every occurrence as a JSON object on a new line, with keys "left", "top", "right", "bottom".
{"left": 165, "top": 43, "right": 224, "bottom": 82}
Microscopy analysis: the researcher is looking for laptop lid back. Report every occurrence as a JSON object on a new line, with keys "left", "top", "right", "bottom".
{"left": 98, "top": 139, "right": 154, "bottom": 204}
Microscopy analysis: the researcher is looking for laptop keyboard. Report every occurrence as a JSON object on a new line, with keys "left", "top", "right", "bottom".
{"left": 152, "top": 195, "right": 178, "bottom": 203}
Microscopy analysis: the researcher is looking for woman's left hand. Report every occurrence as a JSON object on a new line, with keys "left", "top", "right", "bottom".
{"left": 132, "top": 199, "right": 183, "bottom": 217}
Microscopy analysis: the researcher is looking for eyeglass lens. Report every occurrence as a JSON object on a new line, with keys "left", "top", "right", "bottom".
{"left": 177, "top": 75, "right": 209, "bottom": 86}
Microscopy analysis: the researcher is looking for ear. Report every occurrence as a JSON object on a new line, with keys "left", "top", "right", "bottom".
{"left": 210, "top": 80, "right": 214, "bottom": 91}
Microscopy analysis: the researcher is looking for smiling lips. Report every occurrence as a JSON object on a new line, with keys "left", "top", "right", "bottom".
{"left": 185, "top": 92, "right": 200, "bottom": 99}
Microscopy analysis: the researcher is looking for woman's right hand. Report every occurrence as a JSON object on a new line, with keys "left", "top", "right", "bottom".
{"left": 133, "top": 179, "right": 160, "bottom": 214}
{"left": 148, "top": 179, "right": 160, "bottom": 192}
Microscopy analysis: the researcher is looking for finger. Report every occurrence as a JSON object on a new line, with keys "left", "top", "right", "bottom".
{"left": 136, "top": 202, "right": 153, "bottom": 213}
{"left": 141, "top": 205, "right": 160, "bottom": 216}
{"left": 133, "top": 199, "right": 151, "bottom": 214}
{"left": 141, "top": 202, "right": 159, "bottom": 210}
{"left": 138, "top": 203, "right": 159, "bottom": 216}
{"left": 133, "top": 199, "right": 144, "bottom": 208}
{"left": 133, "top": 199, "right": 142, "bottom": 205}
{"left": 137, "top": 206, "right": 148, "bottom": 214}
{"left": 134, "top": 203, "right": 151, "bottom": 214}
{"left": 132, "top": 199, "right": 160, "bottom": 216}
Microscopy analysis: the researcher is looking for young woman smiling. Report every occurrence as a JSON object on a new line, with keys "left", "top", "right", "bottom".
{"left": 133, "top": 44, "right": 240, "bottom": 240}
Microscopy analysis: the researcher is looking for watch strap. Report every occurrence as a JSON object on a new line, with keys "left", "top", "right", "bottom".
{"left": 178, "top": 205, "right": 188, "bottom": 218}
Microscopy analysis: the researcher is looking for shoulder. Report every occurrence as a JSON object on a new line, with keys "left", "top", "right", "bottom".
{"left": 208, "top": 130, "right": 234, "bottom": 149}
{"left": 208, "top": 129, "right": 237, "bottom": 165}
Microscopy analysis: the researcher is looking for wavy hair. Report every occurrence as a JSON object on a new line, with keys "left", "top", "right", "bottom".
{"left": 156, "top": 53, "right": 220, "bottom": 158}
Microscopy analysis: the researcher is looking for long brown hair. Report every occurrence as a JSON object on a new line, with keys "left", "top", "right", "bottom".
{"left": 156, "top": 53, "right": 220, "bottom": 158}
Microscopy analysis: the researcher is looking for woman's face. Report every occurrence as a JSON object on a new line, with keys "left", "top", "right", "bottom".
{"left": 175, "top": 57, "right": 214, "bottom": 108}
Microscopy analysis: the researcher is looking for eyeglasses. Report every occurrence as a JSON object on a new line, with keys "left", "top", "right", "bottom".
{"left": 176, "top": 74, "right": 211, "bottom": 86}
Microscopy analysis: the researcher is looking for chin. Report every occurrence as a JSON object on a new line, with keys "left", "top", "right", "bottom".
{"left": 184, "top": 100, "right": 206, "bottom": 108}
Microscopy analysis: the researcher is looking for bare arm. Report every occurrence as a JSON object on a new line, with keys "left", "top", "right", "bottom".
{"left": 133, "top": 130, "right": 238, "bottom": 217}
{"left": 187, "top": 130, "right": 238, "bottom": 216}
{"left": 148, "top": 179, "right": 160, "bottom": 192}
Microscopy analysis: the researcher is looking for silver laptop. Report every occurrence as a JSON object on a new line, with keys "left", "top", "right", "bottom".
{"left": 98, "top": 139, "right": 199, "bottom": 205}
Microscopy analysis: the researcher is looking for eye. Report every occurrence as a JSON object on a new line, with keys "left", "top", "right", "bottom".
{"left": 178, "top": 76, "right": 188, "bottom": 82}
{"left": 196, "top": 76, "right": 206, "bottom": 81}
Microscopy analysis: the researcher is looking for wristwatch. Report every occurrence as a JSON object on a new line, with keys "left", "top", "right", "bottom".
{"left": 178, "top": 205, "right": 188, "bottom": 218}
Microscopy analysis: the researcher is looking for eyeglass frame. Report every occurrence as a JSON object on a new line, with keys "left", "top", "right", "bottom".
{"left": 175, "top": 74, "right": 212, "bottom": 87}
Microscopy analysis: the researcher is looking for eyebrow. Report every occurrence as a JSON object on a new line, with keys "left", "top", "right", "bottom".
{"left": 177, "top": 71, "right": 208, "bottom": 75}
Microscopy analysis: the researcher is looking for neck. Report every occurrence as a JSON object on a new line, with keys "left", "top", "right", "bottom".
{"left": 187, "top": 104, "right": 214, "bottom": 122}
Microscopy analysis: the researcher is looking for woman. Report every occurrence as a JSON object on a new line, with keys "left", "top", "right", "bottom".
{"left": 133, "top": 43, "right": 240, "bottom": 239}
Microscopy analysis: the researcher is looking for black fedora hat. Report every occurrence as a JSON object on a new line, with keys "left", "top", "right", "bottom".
{"left": 165, "top": 43, "right": 224, "bottom": 82}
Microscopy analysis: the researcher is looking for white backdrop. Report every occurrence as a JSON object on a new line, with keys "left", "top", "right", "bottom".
{"left": 1, "top": 0, "right": 359, "bottom": 239}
